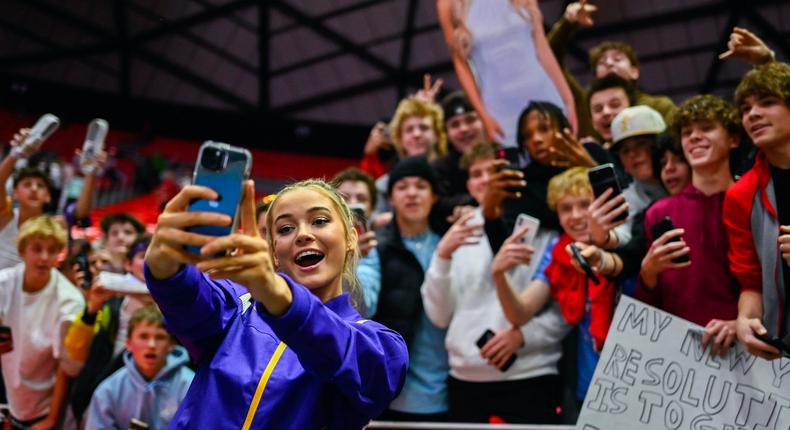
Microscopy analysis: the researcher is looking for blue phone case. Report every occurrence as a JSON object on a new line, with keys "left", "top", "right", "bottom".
{"left": 186, "top": 141, "right": 252, "bottom": 255}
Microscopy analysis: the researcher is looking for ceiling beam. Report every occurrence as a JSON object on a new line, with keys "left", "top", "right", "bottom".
{"left": 701, "top": 6, "right": 739, "bottom": 94}
{"left": 114, "top": 0, "right": 131, "bottom": 99}
{"left": 743, "top": 6, "right": 790, "bottom": 60}
{"left": 259, "top": 3, "right": 270, "bottom": 111}
{"left": 270, "top": 23, "right": 438, "bottom": 77}
{"left": 268, "top": 0, "right": 397, "bottom": 78}
{"left": 0, "top": 15, "right": 116, "bottom": 76}
{"left": 397, "top": 0, "right": 419, "bottom": 98}
{"left": 271, "top": 0, "right": 395, "bottom": 36}
{"left": 127, "top": 2, "right": 257, "bottom": 75}
{"left": 19, "top": 0, "right": 255, "bottom": 111}
{"left": 271, "top": 62, "right": 453, "bottom": 115}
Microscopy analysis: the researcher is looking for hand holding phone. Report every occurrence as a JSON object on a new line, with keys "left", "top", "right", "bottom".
{"left": 75, "top": 252, "right": 92, "bottom": 290}
{"left": 11, "top": 114, "right": 60, "bottom": 159}
{"left": 514, "top": 213, "right": 540, "bottom": 246}
{"left": 588, "top": 163, "right": 627, "bottom": 223}
{"left": 755, "top": 332, "right": 790, "bottom": 358}
{"left": 80, "top": 118, "right": 108, "bottom": 174}
{"left": 186, "top": 141, "right": 252, "bottom": 255}
{"left": 650, "top": 217, "right": 690, "bottom": 264}
{"left": 569, "top": 243, "right": 600, "bottom": 284}
{"left": 349, "top": 203, "right": 369, "bottom": 235}
{"left": 476, "top": 329, "right": 517, "bottom": 372}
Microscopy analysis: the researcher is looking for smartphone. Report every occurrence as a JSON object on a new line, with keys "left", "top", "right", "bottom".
{"left": 569, "top": 243, "right": 600, "bottom": 285}
{"left": 588, "top": 163, "right": 627, "bottom": 222}
{"left": 0, "top": 325, "right": 12, "bottom": 342}
{"left": 755, "top": 333, "right": 790, "bottom": 357}
{"left": 497, "top": 147, "right": 526, "bottom": 193}
{"left": 650, "top": 217, "right": 689, "bottom": 264}
{"left": 514, "top": 213, "right": 540, "bottom": 246}
{"left": 97, "top": 271, "right": 148, "bottom": 294}
{"left": 349, "top": 203, "right": 368, "bottom": 235}
{"left": 75, "top": 252, "right": 92, "bottom": 290}
{"left": 476, "top": 329, "right": 516, "bottom": 372}
{"left": 129, "top": 418, "right": 150, "bottom": 430}
{"left": 187, "top": 141, "right": 252, "bottom": 254}
{"left": 23, "top": 113, "right": 60, "bottom": 153}
{"left": 0, "top": 325, "right": 12, "bottom": 353}
{"left": 80, "top": 118, "right": 108, "bottom": 166}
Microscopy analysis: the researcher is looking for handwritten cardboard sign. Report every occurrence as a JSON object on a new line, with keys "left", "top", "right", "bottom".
{"left": 576, "top": 296, "right": 790, "bottom": 430}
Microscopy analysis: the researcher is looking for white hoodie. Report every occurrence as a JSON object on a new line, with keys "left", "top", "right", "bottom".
{"left": 421, "top": 209, "right": 569, "bottom": 382}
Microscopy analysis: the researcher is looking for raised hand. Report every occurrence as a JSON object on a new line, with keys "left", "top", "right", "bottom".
{"left": 145, "top": 185, "right": 232, "bottom": 279}
{"left": 414, "top": 73, "right": 444, "bottom": 105}
{"left": 639, "top": 228, "right": 691, "bottom": 288}
{"left": 8, "top": 128, "right": 32, "bottom": 159}
{"left": 565, "top": 241, "right": 603, "bottom": 275}
{"left": 719, "top": 27, "right": 774, "bottom": 65}
{"left": 587, "top": 188, "right": 628, "bottom": 248}
{"left": 491, "top": 223, "right": 534, "bottom": 276}
{"left": 481, "top": 159, "right": 525, "bottom": 220}
{"left": 564, "top": 0, "right": 598, "bottom": 27}
{"left": 363, "top": 122, "right": 393, "bottom": 155}
{"left": 195, "top": 181, "right": 289, "bottom": 312}
{"left": 548, "top": 128, "right": 596, "bottom": 168}
{"left": 436, "top": 210, "right": 483, "bottom": 259}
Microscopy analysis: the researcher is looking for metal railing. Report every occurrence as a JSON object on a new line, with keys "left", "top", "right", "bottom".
{"left": 366, "top": 422, "right": 576, "bottom": 430}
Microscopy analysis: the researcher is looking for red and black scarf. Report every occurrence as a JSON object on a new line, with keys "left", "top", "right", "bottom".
{"left": 545, "top": 234, "right": 617, "bottom": 351}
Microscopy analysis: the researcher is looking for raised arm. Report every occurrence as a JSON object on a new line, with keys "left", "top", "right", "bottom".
{"left": 144, "top": 184, "right": 246, "bottom": 362}
{"left": 73, "top": 150, "right": 107, "bottom": 220}
{"left": 436, "top": 0, "right": 504, "bottom": 142}
{"left": 491, "top": 225, "right": 551, "bottom": 326}
{"left": 527, "top": 0, "right": 578, "bottom": 134}
{"left": 422, "top": 211, "right": 482, "bottom": 327}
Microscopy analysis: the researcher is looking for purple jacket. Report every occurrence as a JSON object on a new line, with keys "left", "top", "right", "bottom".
{"left": 144, "top": 264, "right": 408, "bottom": 429}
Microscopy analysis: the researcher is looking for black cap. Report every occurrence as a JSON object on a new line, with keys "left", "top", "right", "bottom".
{"left": 387, "top": 156, "right": 439, "bottom": 195}
{"left": 440, "top": 91, "right": 474, "bottom": 122}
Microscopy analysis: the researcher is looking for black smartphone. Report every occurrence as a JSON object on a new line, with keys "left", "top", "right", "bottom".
{"left": 588, "top": 163, "right": 627, "bottom": 222}
{"left": 496, "top": 147, "right": 526, "bottom": 193}
{"left": 569, "top": 243, "right": 600, "bottom": 285}
{"left": 755, "top": 333, "right": 790, "bottom": 357}
{"left": 0, "top": 325, "right": 12, "bottom": 344}
{"left": 650, "top": 217, "right": 689, "bottom": 264}
{"left": 476, "top": 329, "right": 516, "bottom": 372}
{"left": 349, "top": 203, "right": 368, "bottom": 235}
{"left": 187, "top": 141, "right": 252, "bottom": 255}
{"left": 75, "top": 252, "right": 92, "bottom": 289}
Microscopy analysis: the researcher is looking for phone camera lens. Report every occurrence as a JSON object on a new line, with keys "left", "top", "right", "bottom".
{"left": 201, "top": 149, "right": 228, "bottom": 171}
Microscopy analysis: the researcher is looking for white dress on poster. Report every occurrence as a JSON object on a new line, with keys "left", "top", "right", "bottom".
{"left": 467, "top": 0, "right": 567, "bottom": 148}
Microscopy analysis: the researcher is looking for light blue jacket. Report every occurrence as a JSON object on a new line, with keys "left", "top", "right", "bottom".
{"left": 85, "top": 346, "right": 194, "bottom": 430}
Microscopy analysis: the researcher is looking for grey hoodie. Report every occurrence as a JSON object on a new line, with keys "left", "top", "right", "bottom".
{"left": 85, "top": 346, "right": 194, "bottom": 430}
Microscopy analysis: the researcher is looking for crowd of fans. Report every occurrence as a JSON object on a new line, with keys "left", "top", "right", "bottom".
{"left": 0, "top": 1, "right": 788, "bottom": 429}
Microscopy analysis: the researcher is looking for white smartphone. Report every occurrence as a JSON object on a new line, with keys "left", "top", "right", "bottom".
{"left": 514, "top": 213, "right": 540, "bottom": 246}
{"left": 97, "top": 271, "right": 148, "bottom": 294}
{"left": 81, "top": 118, "right": 108, "bottom": 164}
{"left": 25, "top": 113, "right": 60, "bottom": 151}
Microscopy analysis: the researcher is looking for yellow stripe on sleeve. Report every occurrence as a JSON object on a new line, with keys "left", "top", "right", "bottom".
{"left": 241, "top": 341, "right": 288, "bottom": 430}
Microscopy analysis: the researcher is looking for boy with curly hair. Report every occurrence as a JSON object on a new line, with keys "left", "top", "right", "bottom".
{"left": 725, "top": 62, "right": 790, "bottom": 360}
{"left": 637, "top": 94, "right": 744, "bottom": 356}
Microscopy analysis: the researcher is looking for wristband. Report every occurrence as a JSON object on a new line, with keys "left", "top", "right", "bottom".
{"left": 81, "top": 306, "right": 98, "bottom": 325}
